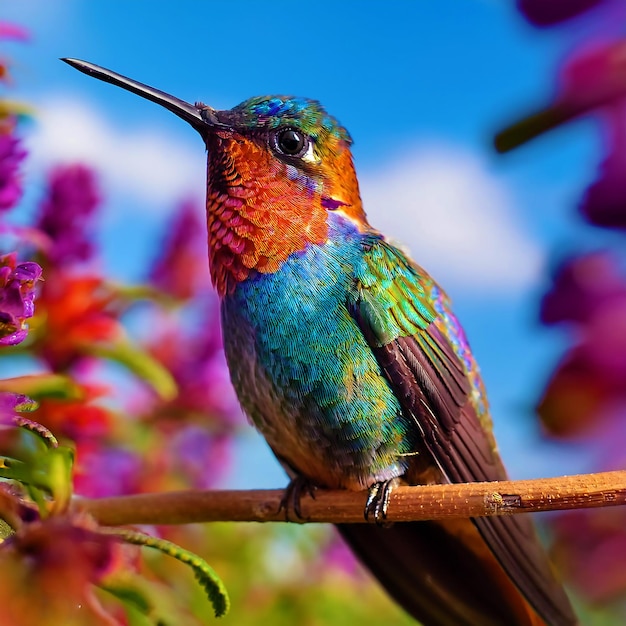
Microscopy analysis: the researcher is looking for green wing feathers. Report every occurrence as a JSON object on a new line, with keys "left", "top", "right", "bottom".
{"left": 347, "top": 237, "right": 578, "bottom": 626}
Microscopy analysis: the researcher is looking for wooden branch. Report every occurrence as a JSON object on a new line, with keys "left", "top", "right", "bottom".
{"left": 73, "top": 470, "right": 626, "bottom": 527}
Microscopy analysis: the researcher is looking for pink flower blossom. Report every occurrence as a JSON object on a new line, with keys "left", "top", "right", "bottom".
{"left": 0, "top": 22, "right": 28, "bottom": 41}
{"left": 36, "top": 164, "right": 100, "bottom": 267}
{"left": 149, "top": 199, "right": 210, "bottom": 300}
{"left": 169, "top": 425, "right": 231, "bottom": 489}
{"left": 580, "top": 104, "right": 626, "bottom": 228}
{"left": 0, "top": 393, "right": 35, "bottom": 421}
{"left": 74, "top": 443, "right": 142, "bottom": 498}
{"left": 551, "top": 509, "right": 626, "bottom": 603}
{"left": 538, "top": 252, "right": 626, "bottom": 436}
{"left": 540, "top": 252, "right": 626, "bottom": 325}
{"left": 0, "top": 130, "right": 26, "bottom": 212}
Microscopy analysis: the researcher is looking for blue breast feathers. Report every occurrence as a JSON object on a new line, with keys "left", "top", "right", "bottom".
{"left": 220, "top": 215, "right": 417, "bottom": 489}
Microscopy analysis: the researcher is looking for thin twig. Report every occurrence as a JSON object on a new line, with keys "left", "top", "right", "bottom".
{"left": 73, "top": 470, "right": 626, "bottom": 527}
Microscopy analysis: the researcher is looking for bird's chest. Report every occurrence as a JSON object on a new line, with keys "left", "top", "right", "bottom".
{"left": 220, "top": 238, "right": 412, "bottom": 488}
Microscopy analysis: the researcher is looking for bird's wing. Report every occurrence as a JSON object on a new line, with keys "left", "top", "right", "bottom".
{"left": 347, "top": 236, "right": 577, "bottom": 626}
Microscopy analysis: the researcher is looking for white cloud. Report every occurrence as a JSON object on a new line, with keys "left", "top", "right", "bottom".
{"left": 4, "top": 0, "right": 76, "bottom": 30}
{"left": 25, "top": 96, "right": 206, "bottom": 211}
{"left": 360, "top": 144, "right": 544, "bottom": 294}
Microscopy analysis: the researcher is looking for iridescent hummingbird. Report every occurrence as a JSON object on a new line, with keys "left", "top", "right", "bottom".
{"left": 63, "top": 58, "right": 578, "bottom": 626}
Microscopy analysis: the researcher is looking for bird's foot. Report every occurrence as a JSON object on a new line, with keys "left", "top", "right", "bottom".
{"left": 280, "top": 476, "right": 317, "bottom": 522}
{"left": 365, "top": 478, "right": 399, "bottom": 525}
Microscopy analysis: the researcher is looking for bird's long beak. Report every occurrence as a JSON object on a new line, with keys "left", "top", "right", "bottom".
{"left": 61, "top": 58, "right": 227, "bottom": 133}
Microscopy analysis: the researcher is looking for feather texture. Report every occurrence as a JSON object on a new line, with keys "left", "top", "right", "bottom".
{"left": 348, "top": 239, "right": 576, "bottom": 625}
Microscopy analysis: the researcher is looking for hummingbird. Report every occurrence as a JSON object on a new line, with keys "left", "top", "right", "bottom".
{"left": 62, "top": 58, "right": 578, "bottom": 626}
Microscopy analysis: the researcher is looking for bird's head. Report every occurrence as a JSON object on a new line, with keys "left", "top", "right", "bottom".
{"left": 62, "top": 60, "right": 367, "bottom": 295}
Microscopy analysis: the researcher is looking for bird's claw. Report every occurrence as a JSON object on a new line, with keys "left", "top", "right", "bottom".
{"left": 279, "top": 476, "right": 317, "bottom": 522}
{"left": 365, "top": 479, "right": 398, "bottom": 525}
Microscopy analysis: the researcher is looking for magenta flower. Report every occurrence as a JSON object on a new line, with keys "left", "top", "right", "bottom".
{"left": 150, "top": 301, "right": 241, "bottom": 424}
{"left": 170, "top": 425, "right": 231, "bottom": 489}
{"left": 0, "top": 392, "right": 37, "bottom": 430}
{"left": 538, "top": 252, "right": 626, "bottom": 436}
{"left": 0, "top": 22, "right": 29, "bottom": 42}
{"left": 580, "top": 104, "right": 626, "bottom": 229}
{"left": 537, "top": 346, "right": 626, "bottom": 437}
{"left": 496, "top": 41, "right": 626, "bottom": 228}
{"left": 0, "top": 252, "right": 42, "bottom": 346}
{"left": 149, "top": 199, "right": 210, "bottom": 300}
{"left": 178, "top": 335, "right": 241, "bottom": 420}
{"left": 36, "top": 164, "right": 100, "bottom": 267}
{"left": 540, "top": 253, "right": 626, "bottom": 383}
{"left": 540, "top": 252, "right": 626, "bottom": 325}
{"left": 74, "top": 444, "right": 142, "bottom": 498}
{"left": 322, "top": 532, "right": 359, "bottom": 577}
{"left": 0, "top": 393, "right": 29, "bottom": 414}
{"left": 0, "top": 130, "right": 26, "bottom": 212}
{"left": 553, "top": 41, "right": 626, "bottom": 117}
{"left": 551, "top": 509, "right": 626, "bottom": 603}
{"left": 516, "top": 0, "right": 606, "bottom": 26}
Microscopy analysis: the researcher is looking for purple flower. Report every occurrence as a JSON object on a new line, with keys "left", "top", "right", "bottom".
{"left": 517, "top": 43, "right": 626, "bottom": 228}
{"left": 550, "top": 42, "right": 626, "bottom": 131}
{"left": 179, "top": 335, "right": 241, "bottom": 420}
{"left": 551, "top": 508, "right": 626, "bottom": 603}
{"left": 580, "top": 104, "right": 626, "bottom": 229}
{"left": 496, "top": 40, "right": 626, "bottom": 229}
{"left": 149, "top": 297, "right": 241, "bottom": 425}
{"left": 36, "top": 164, "right": 100, "bottom": 267}
{"left": 0, "top": 130, "right": 26, "bottom": 212}
{"left": 537, "top": 346, "right": 625, "bottom": 437}
{"left": 538, "top": 252, "right": 626, "bottom": 436}
{"left": 149, "top": 199, "right": 210, "bottom": 300}
{"left": 517, "top": 0, "right": 606, "bottom": 26}
{"left": 323, "top": 532, "right": 359, "bottom": 576}
{"left": 75, "top": 444, "right": 142, "bottom": 498}
{"left": 0, "top": 22, "right": 29, "bottom": 41}
{"left": 0, "top": 393, "right": 36, "bottom": 421}
{"left": 540, "top": 252, "right": 626, "bottom": 325}
{"left": 0, "top": 252, "right": 42, "bottom": 346}
{"left": 170, "top": 425, "right": 231, "bottom": 489}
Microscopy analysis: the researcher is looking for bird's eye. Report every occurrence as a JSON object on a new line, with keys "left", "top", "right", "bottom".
{"left": 273, "top": 128, "right": 308, "bottom": 157}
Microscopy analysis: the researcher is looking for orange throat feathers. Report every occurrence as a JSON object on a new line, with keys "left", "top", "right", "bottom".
{"left": 205, "top": 133, "right": 365, "bottom": 296}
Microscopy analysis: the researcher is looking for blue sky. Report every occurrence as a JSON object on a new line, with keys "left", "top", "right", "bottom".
{"left": 3, "top": 1, "right": 609, "bottom": 486}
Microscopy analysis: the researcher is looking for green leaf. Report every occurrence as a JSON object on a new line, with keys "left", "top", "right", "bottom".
{"left": 101, "top": 580, "right": 153, "bottom": 618}
{"left": 101, "top": 574, "right": 193, "bottom": 626}
{"left": 0, "top": 517, "right": 15, "bottom": 541}
{"left": 0, "top": 426, "right": 74, "bottom": 514}
{"left": 85, "top": 339, "right": 178, "bottom": 401}
{"left": 107, "top": 528, "right": 230, "bottom": 618}
{"left": 105, "top": 281, "right": 183, "bottom": 309}
{"left": 0, "top": 373, "right": 83, "bottom": 401}
{"left": 12, "top": 416, "right": 59, "bottom": 448}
